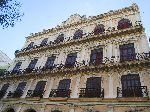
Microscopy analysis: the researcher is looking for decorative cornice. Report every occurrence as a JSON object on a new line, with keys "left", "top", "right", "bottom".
{"left": 26, "top": 3, "right": 139, "bottom": 39}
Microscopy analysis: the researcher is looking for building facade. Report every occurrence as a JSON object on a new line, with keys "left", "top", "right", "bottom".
{"left": 0, "top": 3, "right": 150, "bottom": 112}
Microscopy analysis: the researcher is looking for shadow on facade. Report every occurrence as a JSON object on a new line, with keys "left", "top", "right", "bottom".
{"left": 2, "top": 108, "right": 15, "bottom": 112}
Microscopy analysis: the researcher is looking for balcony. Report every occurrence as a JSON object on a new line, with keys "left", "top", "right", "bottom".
{"left": 0, "top": 91, "right": 6, "bottom": 99}
{"left": 49, "top": 89, "right": 71, "bottom": 98}
{"left": 79, "top": 88, "right": 104, "bottom": 98}
{"left": 26, "top": 90, "right": 45, "bottom": 98}
{"left": 15, "top": 23, "right": 143, "bottom": 57}
{"left": 117, "top": 86, "right": 149, "bottom": 98}
{"left": 7, "top": 90, "right": 23, "bottom": 98}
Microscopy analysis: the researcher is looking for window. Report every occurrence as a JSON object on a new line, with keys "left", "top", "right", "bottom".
{"left": 27, "top": 59, "right": 38, "bottom": 70}
{"left": 41, "top": 38, "right": 48, "bottom": 46}
{"left": 73, "top": 29, "right": 83, "bottom": 39}
{"left": 54, "top": 34, "right": 64, "bottom": 44}
{"left": 12, "top": 62, "right": 22, "bottom": 73}
{"left": 85, "top": 77, "right": 101, "bottom": 97}
{"left": 90, "top": 48, "right": 103, "bottom": 65}
{"left": 0, "top": 83, "right": 9, "bottom": 98}
{"left": 94, "top": 24, "right": 105, "bottom": 35}
{"left": 121, "top": 74, "right": 142, "bottom": 97}
{"left": 50, "top": 79, "right": 71, "bottom": 97}
{"left": 13, "top": 82, "right": 27, "bottom": 98}
{"left": 65, "top": 53, "right": 77, "bottom": 67}
{"left": 27, "top": 42, "right": 34, "bottom": 50}
{"left": 32, "top": 81, "right": 46, "bottom": 98}
{"left": 45, "top": 56, "right": 56, "bottom": 69}
{"left": 117, "top": 18, "right": 132, "bottom": 30}
{"left": 119, "top": 43, "right": 135, "bottom": 62}
{"left": 51, "top": 110, "right": 62, "bottom": 112}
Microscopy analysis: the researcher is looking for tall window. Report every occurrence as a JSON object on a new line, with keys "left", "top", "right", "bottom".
{"left": 85, "top": 77, "right": 101, "bottom": 97}
{"left": 90, "top": 48, "right": 103, "bottom": 65}
{"left": 0, "top": 83, "right": 9, "bottom": 98}
{"left": 13, "top": 82, "right": 27, "bottom": 98}
{"left": 119, "top": 43, "right": 135, "bottom": 62}
{"left": 45, "top": 56, "right": 56, "bottom": 69}
{"left": 27, "top": 42, "right": 34, "bottom": 50}
{"left": 65, "top": 53, "right": 77, "bottom": 68}
{"left": 27, "top": 59, "right": 38, "bottom": 70}
{"left": 117, "top": 18, "right": 132, "bottom": 30}
{"left": 32, "top": 81, "right": 46, "bottom": 98}
{"left": 12, "top": 62, "right": 22, "bottom": 73}
{"left": 73, "top": 29, "right": 83, "bottom": 39}
{"left": 54, "top": 34, "right": 64, "bottom": 44}
{"left": 41, "top": 38, "right": 48, "bottom": 46}
{"left": 94, "top": 24, "right": 105, "bottom": 35}
{"left": 121, "top": 74, "right": 142, "bottom": 97}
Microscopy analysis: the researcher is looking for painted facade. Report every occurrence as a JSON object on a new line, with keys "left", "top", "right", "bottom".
{"left": 0, "top": 3, "right": 150, "bottom": 112}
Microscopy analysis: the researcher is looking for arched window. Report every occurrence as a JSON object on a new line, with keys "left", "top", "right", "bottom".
{"left": 27, "top": 42, "right": 34, "bottom": 50}
{"left": 117, "top": 18, "right": 132, "bottom": 30}
{"left": 73, "top": 29, "right": 83, "bottom": 39}
{"left": 94, "top": 24, "right": 105, "bottom": 35}
{"left": 40, "top": 38, "right": 48, "bottom": 46}
{"left": 54, "top": 34, "right": 64, "bottom": 44}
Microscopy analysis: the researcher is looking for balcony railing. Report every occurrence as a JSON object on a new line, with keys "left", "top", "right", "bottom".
{"left": 0, "top": 90, "right": 6, "bottom": 99}
{"left": 1, "top": 52, "right": 150, "bottom": 78}
{"left": 79, "top": 88, "right": 104, "bottom": 98}
{"left": 26, "top": 90, "right": 45, "bottom": 98}
{"left": 7, "top": 90, "right": 23, "bottom": 98}
{"left": 117, "top": 86, "right": 149, "bottom": 98}
{"left": 49, "top": 89, "right": 71, "bottom": 98}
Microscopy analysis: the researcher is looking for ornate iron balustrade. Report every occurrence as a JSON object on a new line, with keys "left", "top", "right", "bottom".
{"left": 7, "top": 90, "right": 23, "bottom": 98}
{"left": 1, "top": 52, "right": 150, "bottom": 78}
{"left": 0, "top": 90, "right": 6, "bottom": 98}
{"left": 79, "top": 88, "right": 104, "bottom": 98}
{"left": 15, "top": 23, "right": 143, "bottom": 57}
{"left": 117, "top": 86, "right": 149, "bottom": 98}
{"left": 26, "top": 90, "right": 45, "bottom": 98}
{"left": 49, "top": 89, "right": 71, "bottom": 98}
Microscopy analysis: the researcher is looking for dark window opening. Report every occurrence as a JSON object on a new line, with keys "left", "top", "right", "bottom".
{"left": 121, "top": 74, "right": 143, "bottom": 97}
{"left": 12, "top": 62, "right": 22, "bottom": 74}
{"left": 27, "top": 42, "right": 34, "bottom": 50}
{"left": 51, "top": 110, "right": 62, "bottom": 112}
{"left": 79, "top": 77, "right": 103, "bottom": 98}
{"left": 73, "top": 29, "right": 83, "bottom": 39}
{"left": 54, "top": 34, "right": 64, "bottom": 44}
{"left": 0, "top": 83, "right": 9, "bottom": 98}
{"left": 40, "top": 38, "right": 48, "bottom": 46}
{"left": 5, "top": 108, "right": 15, "bottom": 112}
{"left": 65, "top": 53, "right": 77, "bottom": 68}
{"left": 94, "top": 24, "right": 105, "bottom": 35}
{"left": 119, "top": 43, "right": 135, "bottom": 62}
{"left": 32, "top": 81, "right": 46, "bottom": 98}
{"left": 27, "top": 59, "right": 38, "bottom": 71}
{"left": 90, "top": 48, "right": 103, "bottom": 65}
{"left": 117, "top": 18, "right": 132, "bottom": 30}
{"left": 13, "top": 82, "right": 27, "bottom": 98}
{"left": 49, "top": 79, "right": 71, "bottom": 97}
{"left": 45, "top": 56, "right": 56, "bottom": 69}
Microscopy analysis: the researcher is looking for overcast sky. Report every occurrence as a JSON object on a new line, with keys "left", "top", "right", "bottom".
{"left": 0, "top": 0, "right": 150, "bottom": 59}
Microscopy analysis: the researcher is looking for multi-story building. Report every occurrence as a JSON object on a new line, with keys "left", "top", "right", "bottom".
{"left": 0, "top": 3, "right": 150, "bottom": 112}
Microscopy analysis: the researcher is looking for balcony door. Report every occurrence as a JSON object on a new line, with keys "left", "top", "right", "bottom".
{"left": 57, "top": 79, "right": 71, "bottom": 97}
{"left": 32, "top": 81, "right": 46, "bottom": 98}
{"left": 13, "top": 82, "right": 27, "bottom": 98}
{"left": 45, "top": 56, "right": 56, "bottom": 69}
{"left": 65, "top": 53, "right": 77, "bottom": 68}
{"left": 121, "top": 74, "right": 142, "bottom": 97}
{"left": 85, "top": 77, "right": 101, "bottom": 97}
{"left": 90, "top": 48, "right": 103, "bottom": 65}
{"left": 0, "top": 83, "right": 9, "bottom": 98}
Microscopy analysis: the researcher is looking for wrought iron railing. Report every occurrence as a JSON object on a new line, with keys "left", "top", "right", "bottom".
{"left": 0, "top": 90, "right": 6, "bottom": 98}
{"left": 49, "top": 89, "right": 71, "bottom": 98}
{"left": 79, "top": 88, "right": 104, "bottom": 98}
{"left": 7, "top": 90, "right": 23, "bottom": 98}
{"left": 117, "top": 86, "right": 149, "bottom": 98}
{"left": 26, "top": 90, "right": 45, "bottom": 98}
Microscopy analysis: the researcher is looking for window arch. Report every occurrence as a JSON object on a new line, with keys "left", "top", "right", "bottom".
{"left": 73, "top": 29, "right": 83, "bottom": 39}
{"left": 94, "top": 24, "right": 105, "bottom": 35}
{"left": 117, "top": 18, "right": 132, "bottom": 30}
{"left": 54, "top": 34, "right": 64, "bottom": 44}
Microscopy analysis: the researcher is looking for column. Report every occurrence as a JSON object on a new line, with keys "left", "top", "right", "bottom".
{"left": 71, "top": 77, "right": 80, "bottom": 98}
